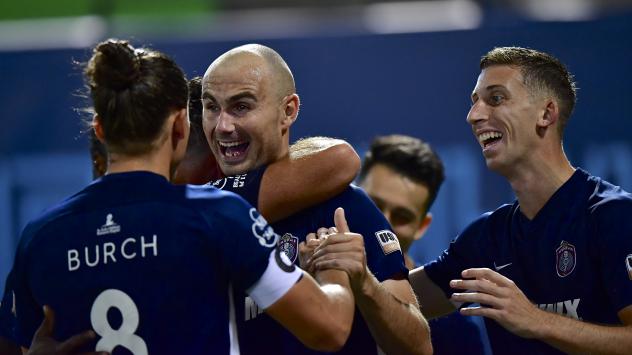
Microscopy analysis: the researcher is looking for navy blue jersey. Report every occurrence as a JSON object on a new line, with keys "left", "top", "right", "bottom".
{"left": 0, "top": 271, "right": 16, "bottom": 343}
{"left": 10, "top": 171, "right": 300, "bottom": 354}
{"left": 212, "top": 166, "right": 408, "bottom": 354}
{"left": 425, "top": 169, "right": 632, "bottom": 354}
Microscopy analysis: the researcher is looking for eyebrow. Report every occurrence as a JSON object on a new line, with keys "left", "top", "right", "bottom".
{"left": 471, "top": 84, "right": 508, "bottom": 100}
{"left": 201, "top": 91, "right": 258, "bottom": 103}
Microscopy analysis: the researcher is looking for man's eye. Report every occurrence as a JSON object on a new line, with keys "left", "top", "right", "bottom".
{"left": 390, "top": 211, "right": 415, "bottom": 226}
{"left": 235, "top": 103, "right": 249, "bottom": 112}
{"left": 204, "top": 103, "right": 219, "bottom": 112}
{"left": 490, "top": 95, "right": 504, "bottom": 105}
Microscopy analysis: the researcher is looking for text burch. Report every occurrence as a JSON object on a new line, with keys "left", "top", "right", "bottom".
{"left": 68, "top": 235, "right": 158, "bottom": 271}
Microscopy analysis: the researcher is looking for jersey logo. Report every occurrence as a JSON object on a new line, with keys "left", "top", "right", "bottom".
{"left": 626, "top": 254, "right": 632, "bottom": 280}
{"left": 96, "top": 213, "right": 121, "bottom": 236}
{"left": 537, "top": 298, "right": 581, "bottom": 320}
{"left": 493, "top": 262, "right": 512, "bottom": 271}
{"left": 210, "top": 178, "right": 227, "bottom": 190}
{"left": 249, "top": 208, "right": 279, "bottom": 247}
{"left": 375, "top": 230, "right": 401, "bottom": 255}
{"left": 278, "top": 233, "right": 299, "bottom": 263}
{"left": 556, "top": 240, "right": 576, "bottom": 277}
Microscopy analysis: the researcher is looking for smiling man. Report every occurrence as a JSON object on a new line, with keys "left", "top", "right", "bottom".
{"left": 406, "top": 47, "right": 632, "bottom": 354}
{"left": 201, "top": 44, "right": 431, "bottom": 355}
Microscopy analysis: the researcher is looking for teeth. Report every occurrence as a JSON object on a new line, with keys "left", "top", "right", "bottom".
{"left": 219, "top": 140, "right": 246, "bottom": 147}
{"left": 477, "top": 131, "right": 502, "bottom": 143}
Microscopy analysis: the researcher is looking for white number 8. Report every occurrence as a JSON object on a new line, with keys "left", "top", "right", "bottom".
{"left": 90, "top": 289, "right": 148, "bottom": 355}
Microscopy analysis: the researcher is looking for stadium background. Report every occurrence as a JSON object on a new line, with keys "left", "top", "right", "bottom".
{"left": 1, "top": 0, "right": 631, "bottom": 295}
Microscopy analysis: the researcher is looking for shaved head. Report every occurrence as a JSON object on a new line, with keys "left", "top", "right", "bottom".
{"left": 205, "top": 44, "right": 295, "bottom": 98}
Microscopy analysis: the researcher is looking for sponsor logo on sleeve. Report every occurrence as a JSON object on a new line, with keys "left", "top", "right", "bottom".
{"left": 626, "top": 254, "right": 632, "bottom": 281}
{"left": 375, "top": 230, "right": 401, "bottom": 255}
{"left": 96, "top": 213, "right": 121, "bottom": 236}
{"left": 556, "top": 240, "right": 576, "bottom": 277}
{"left": 278, "top": 233, "right": 299, "bottom": 263}
{"left": 249, "top": 208, "right": 279, "bottom": 247}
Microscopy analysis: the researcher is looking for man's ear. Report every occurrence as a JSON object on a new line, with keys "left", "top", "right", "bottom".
{"left": 536, "top": 98, "right": 560, "bottom": 136}
{"left": 171, "top": 108, "right": 189, "bottom": 150}
{"left": 415, "top": 213, "right": 433, "bottom": 240}
{"left": 280, "top": 94, "right": 300, "bottom": 130}
{"left": 93, "top": 115, "right": 106, "bottom": 142}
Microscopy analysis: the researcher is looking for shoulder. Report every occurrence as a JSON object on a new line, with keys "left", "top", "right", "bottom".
{"left": 582, "top": 172, "right": 632, "bottom": 231}
{"left": 460, "top": 203, "right": 514, "bottom": 237}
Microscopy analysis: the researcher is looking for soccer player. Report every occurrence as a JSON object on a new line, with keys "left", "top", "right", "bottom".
{"left": 403, "top": 47, "right": 632, "bottom": 354}
{"left": 358, "top": 134, "right": 486, "bottom": 354}
{"left": 201, "top": 44, "right": 431, "bottom": 355}
{"left": 175, "top": 76, "right": 361, "bottom": 222}
{"left": 8, "top": 39, "right": 357, "bottom": 354}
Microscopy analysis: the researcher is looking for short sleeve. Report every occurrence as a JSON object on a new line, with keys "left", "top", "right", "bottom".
{"left": 424, "top": 213, "right": 491, "bottom": 298}
{"left": 331, "top": 187, "right": 408, "bottom": 282}
{"left": 12, "top": 224, "right": 45, "bottom": 347}
{"left": 592, "top": 196, "right": 632, "bottom": 313}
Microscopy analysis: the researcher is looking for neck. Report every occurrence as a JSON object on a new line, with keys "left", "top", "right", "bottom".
{"left": 504, "top": 146, "right": 574, "bottom": 219}
{"left": 107, "top": 146, "right": 173, "bottom": 181}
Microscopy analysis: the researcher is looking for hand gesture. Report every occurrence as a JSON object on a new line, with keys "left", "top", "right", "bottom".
{"left": 450, "top": 268, "right": 545, "bottom": 338}
{"left": 310, "top": 208, "right": 368, "bottom": 292}
{"left": 27, "top": 305, "right": 108, "bottom": 355}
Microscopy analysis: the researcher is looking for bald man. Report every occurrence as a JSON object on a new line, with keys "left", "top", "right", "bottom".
{"left": 201, "top": 44, "right": 431, "bottom": 355}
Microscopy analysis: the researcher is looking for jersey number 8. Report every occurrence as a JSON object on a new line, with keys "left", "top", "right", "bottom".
{"left": 90, "top": 289, "right": 148, "bottom": 355}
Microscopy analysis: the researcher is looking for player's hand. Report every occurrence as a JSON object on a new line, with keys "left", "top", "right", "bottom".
{"left": 450, "top": 268, "right": 545, "bottom": 338}
{"left": 299, "top": 223, "right": 338, "bottom": 273}
{"left": 27, "top": 305, "right": 108, "bottom": 355}
{"left": 310, "top": 208, "right": 368, "bottom": 292}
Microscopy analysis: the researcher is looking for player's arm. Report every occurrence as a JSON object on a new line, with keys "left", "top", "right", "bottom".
{"left": 310, "top": 209, "right": 432, "bottom": 355}
{"left": 258, "top": 137, "right": 360, "bottom": 222}
{"left": 408, "top": 266, "right": 457, "bottom": 319}
{"left": 451, "top": 268, "right": 632, "bottom": 354}
{"left": 252, "top": 209, "right": 356, "bottom": 351}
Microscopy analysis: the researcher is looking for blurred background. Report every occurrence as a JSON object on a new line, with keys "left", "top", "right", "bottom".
{"left": 1, "top": 0, "right": 631, "bottom": 295}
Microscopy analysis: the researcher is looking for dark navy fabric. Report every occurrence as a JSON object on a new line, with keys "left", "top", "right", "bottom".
{"left": 11, "top": 171, "right": 278, "bottom": 354}
{"left": 0, "top": 271, "right": 16, "bottom": 343}
{"left": 425, "top": 169, "right": 632, "bottom": 354}
{"left": 215, "top": 166, "right": 408, "bottom": 355}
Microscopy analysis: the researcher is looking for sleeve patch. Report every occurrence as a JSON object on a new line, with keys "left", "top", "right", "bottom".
{"left": 626, "top": 254, "right": 632, "bottom": 280}
{"left": 375, "top": 230, "right": 401, "bottom": 255}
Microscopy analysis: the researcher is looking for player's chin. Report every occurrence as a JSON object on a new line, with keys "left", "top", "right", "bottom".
{"left": 218, "top": 157, "right": 253, "bottom": 176}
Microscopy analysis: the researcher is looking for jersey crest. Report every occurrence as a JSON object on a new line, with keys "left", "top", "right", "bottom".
{"left": 556, "top": 240, "right": 576, "bottom": 277}
{"left": 278, "top": 233, "right": 299, "bottom": 263}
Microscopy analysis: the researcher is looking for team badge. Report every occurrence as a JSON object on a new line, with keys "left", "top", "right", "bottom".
{"left": 278, "top": 233, "right": 299, "bottom": 263}
{"left": 626, "top": 254, "right": 632, "bottom": 281}
{"left": 556, "top": 240, "right": 576, "bottom": 277}
{"left": 375, "top": 230, "right": 401, "bottom": 255}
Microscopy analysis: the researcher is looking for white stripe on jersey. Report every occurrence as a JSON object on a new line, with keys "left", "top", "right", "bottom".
{"left": 228, "top": 284, "right": 240, "bottom": 355}
{"left": 247, "top": 249, "right": 303, "bottom": 309}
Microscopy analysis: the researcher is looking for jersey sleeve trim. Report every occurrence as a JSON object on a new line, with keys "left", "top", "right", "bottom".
{"left": 247, "top": 249, "right": 303, "bottom": 309}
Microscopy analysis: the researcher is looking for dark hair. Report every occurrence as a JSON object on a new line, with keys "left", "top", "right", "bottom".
{"left": 186, "top": 76, "right": 208, "bottom": 153}
{"left": 359, "top": 135, "right": 444, "bottom": 214}
{"left": 480, "top": 47, "right": 577, "bottom": 136}
{"left": 84, "top": 39, "right": 188, "bottom": 155}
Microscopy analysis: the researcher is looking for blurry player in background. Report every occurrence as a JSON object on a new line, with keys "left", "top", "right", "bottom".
{"left": 358, "top": 134, "right": 486, "bottom": 355}
{"left": 8, "top": 39, "right": 356, "bottom": 354}
{"left": 407, "top": 47, "right": 632, "bottom": 354}
{"left": 202, "top": 43, "right": 431, "bottom": 355}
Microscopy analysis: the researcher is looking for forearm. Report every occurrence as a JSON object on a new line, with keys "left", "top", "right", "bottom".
{"left": 315, "top": 269, "right": 356, "bottom": 332}
{"left": 536, "top": 309, "right": 632, "bottom": 355}
{"left": 355, "top": 274, "right": 432, "bottom": 355}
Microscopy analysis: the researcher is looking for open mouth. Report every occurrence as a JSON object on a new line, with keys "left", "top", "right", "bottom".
{"left": 478, "top": 131, "right": 503, "bottom": 149}
{"left": 218, "top": 140, "right": 250, "bottom": 161}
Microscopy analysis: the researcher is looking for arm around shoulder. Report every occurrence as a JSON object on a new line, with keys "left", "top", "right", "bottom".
{"left": 258, "top": 137, "right": 360, "bottom": 221}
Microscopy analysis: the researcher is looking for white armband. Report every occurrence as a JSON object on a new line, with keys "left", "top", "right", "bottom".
{"left": 247, "top": 249, "right": 303, "bottom": 309}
